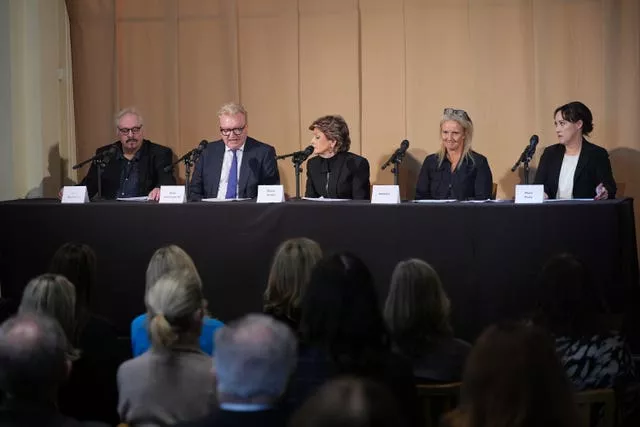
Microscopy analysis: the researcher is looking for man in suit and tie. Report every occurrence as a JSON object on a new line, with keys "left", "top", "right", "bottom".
{"left": 177, "top": 314, "right": 296, "bottom": 427}
{"left": 189, "top": 103, "right": 280, "bottom": 200}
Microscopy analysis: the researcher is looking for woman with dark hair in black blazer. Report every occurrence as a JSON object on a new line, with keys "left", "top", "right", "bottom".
{"left": 305, "top": 115, "right": 370, "bottom": 200}
{"left": 534, "top": 101, "right": 616, "bottom": 200}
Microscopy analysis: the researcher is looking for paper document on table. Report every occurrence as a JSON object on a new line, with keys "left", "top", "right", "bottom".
{"left": 544, "top": 198, "right": 594, "bottom": 202}
{"left": 116, "top": 196, "right": 149, "bottom": 201}
{"left": 302, "top": 197, "right": 351, "bottom": 202}
{"left": 202, "top": 198, "right": 252, "bottom": 202}
{"left": 412, "top": 199, "right": 458, "bottom": 203}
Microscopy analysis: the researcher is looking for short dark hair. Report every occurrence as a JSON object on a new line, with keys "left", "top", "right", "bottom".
{"left": 0, "top": 313, "right": 69, "bottom": 399}
{"left": 460, "top": 322, "right": 580, "bottom": 427}
{"left": 290, "top": 377, "right": 405, "bottom": 427}
{"left": 554, "top": 101, "right": 594, "bottom": 136}
{"left": 534, "top": 253, "right": 608, "bottom": 337}
{"left": 300, "top": 253, "right": 389, "bottom": 367}
{"left": 309, "top": 115, "right": 351, "bottom": 152}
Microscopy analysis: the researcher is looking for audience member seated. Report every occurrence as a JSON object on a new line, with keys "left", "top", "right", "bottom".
{"left": 441, "top": 322, "right": 580, "bottom": 427}
{"left": 290, "top": 377, "right": 404, "bottom": 427}
{"left": 384, "top": 259, "right": 471, "bottom": 383}
{"left": 532, "top": 253, "right": 638, "bottom": 423}
{"left": 0, "top": 313, "right": 107, "bottom": 427}
{"left": 263, "top": 238, "right": 323, "bottom": 332}
{"left": 287, "top": 253, "right": 421, "bottom": 427}
{"left": 177, "top": 314, "right": 296, "bottom": 427}
{"left": 118, "top": 269, "right": 215, "bottom": 426}
{"left": 49, "top": 242, "right": 122, "bottom": 425}
{"left": 131, "top": 245, "right": 223, "bottom": 356}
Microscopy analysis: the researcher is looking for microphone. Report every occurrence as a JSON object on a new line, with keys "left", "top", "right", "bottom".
{"left": 164, "top": 140, "right": 208, "bottom": 172}
{"left": 511, "top": 135, "right": 539, "bottom": 172}
{"left": 72, "top": 144, "right": 118, "bottom": 170}
{"left": 381, "top": 140, "right": 410, "bottom": 170}
{"left": 276, "top": 145, "right": 315, "bottom": 162}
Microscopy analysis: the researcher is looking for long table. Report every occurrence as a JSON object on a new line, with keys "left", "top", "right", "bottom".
{"left": 1, "top": 198, "right": 638, "bottom": 349}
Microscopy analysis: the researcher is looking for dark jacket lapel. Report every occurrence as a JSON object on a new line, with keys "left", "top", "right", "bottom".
{"left": 573, "top": 138, "right": 592, "bottom": 182}
{"left": 328, "top": 152, "right": 347, "bottom": 198}
{"left": 238, "top": 138, "right": 254, "bottom": 197}
{"left": 208, "top": 142, "right": 225, "bottom": 197}
{"left": 136, "top": 140, "right": 150, "bottom": 195}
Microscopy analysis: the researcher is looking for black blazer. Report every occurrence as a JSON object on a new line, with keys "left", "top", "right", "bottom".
{"left": 534, "top": 139, "right": 616, "bottom": 199}
{"left": 305, "top": 151, "right": 371, "bottom": 200}
{"left": 80, "top": 140, "right": 175, "bottom": 199}
{"left": 189, "top": 137, "right": 280, "bottom": 200}
{"left": 415, "top": 151, "right": 493, "bottom": 200}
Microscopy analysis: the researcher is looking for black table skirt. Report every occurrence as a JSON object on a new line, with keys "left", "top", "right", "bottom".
{"left": 1, "top": 198, "right": 638, "bottom": 349}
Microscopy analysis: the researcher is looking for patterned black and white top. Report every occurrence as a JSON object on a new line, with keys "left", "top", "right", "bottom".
{"left": 555, "top": 333, "right": 636, "bottom": 391}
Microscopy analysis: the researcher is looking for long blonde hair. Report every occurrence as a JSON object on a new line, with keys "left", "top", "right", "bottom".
{"left": 436, "top": 108, "right": 475, "bottom": 169}
{"left": 145, "top": 245, "right": 200, "bottom": 294}
{"left": 264, "top": 238, "right": 322, "bottom": 321}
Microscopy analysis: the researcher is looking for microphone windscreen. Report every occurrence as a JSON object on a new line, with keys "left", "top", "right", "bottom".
{"left": 197, "top": 140, "right": 208, "bottom": 152}
{"left": 401, "top": 139, "right": 410, "bottom": 150}
{"left": 304, "top": 145, "right": 314, "bottom": 156}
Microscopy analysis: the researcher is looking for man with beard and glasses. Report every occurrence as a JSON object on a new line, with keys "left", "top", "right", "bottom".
{"left": 77, "top": 107, "right": 176, "bottom": 201}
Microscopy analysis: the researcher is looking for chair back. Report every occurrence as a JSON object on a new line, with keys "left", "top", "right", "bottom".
{"left": 416, "top": 382, "right": 461, "bottom": 427}
{"left": 491, "top": 182, "right": 497, "bottom": 199}
{"left": 575, "top": 388, "right": 615, "bottom": 427}
{"left": 616, "top": 182, "right": 626, "bottom": 197}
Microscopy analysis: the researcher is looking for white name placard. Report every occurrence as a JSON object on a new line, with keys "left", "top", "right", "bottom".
{"left": 515, "top": 184, "right": 544, "bottom": 204}
{"left": 159, "top": 185, "right": 186, "bottom": 204}
{"left": 257, "top": 185, "right": 285, "bottom": 203}
{"left": 371, "top": 185, "right": 400, "bottom": 204}
{"left": 61, "top": 186, "right": 89, "bottom": 204}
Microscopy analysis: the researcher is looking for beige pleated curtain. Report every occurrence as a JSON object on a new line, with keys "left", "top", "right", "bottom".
{"left": 66, "top": 0, "right": 640, "bottom": 204}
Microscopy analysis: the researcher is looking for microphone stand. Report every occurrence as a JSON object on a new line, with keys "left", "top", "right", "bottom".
{"left": 72, "top": 149, "right": 115, "bottom": 201}
{"left": 276, "top": 151, "right": 308, "bottom": 199}
{"left": 511, "top": 149, "right": 533, "bottom": 184}
{"left": 383, "top": 151, "right": 406, "bottom": 186}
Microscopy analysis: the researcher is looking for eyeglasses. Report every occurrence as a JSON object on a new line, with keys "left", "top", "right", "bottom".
{"left": 443, "top": 108, "right": 470, "bottom": 120}
{"left": 118, "top": 126, "right": 142, "bottom": 135}
{"left": 220, "top": 126, "right": 246, "bottom": 136}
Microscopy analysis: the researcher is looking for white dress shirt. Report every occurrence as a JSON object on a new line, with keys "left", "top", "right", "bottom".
{"left": 556, "top": 153, "right": 579, "bottom": 199}
{"left": 217, "top": 144, "right": 245, "bottom": 199}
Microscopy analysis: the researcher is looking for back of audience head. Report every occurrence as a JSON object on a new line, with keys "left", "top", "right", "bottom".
{"left": 214, "top": 313, "right": 297, "bottom": 404}
{"left": 300, "top": 252, "right": 389, "bottom": 362}
{"left": 264, "top": 238, "right": 322, "bottom": 324}
{"left": 48, "top": 242, "right": 97, "bottom": 332}
{"left": 289, "top": 377, "right": 404, "bottom": 427}
{"left": 146, "top": 269, "right": 205, "bottom": 350}
{"left": 455, "top": 321, "right": 579, "bottom": 427}
{"left": 0, "top": 313, "right": 70, "bottom": 402}
{"left": 146, "top": 245, "right": 200, "bottom": 294}
{"left": 18, "top": 274, "right": 78, "bottom": 358}
{"left": 535, "top": 253, "right": 608, "bottom": 337}
{"left": 384, "top": 259, "right": 452, "bottom": 357}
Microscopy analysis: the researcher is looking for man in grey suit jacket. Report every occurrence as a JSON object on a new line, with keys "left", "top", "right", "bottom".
{"left": 189, "top": 103, "right": 280, "bottom": 201}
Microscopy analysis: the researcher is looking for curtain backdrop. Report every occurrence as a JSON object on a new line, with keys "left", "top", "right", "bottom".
{"left": 66, "top": 0, "right": 640, "bottom": 205}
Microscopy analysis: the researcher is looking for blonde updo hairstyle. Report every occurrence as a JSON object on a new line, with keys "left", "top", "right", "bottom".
{"left": 146, "top": 269, "right": 205, "bottom": 350}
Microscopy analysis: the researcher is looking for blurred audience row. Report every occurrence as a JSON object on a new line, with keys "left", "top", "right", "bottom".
{"left": 0, "top": 238, "right": 637, "bottom": 427}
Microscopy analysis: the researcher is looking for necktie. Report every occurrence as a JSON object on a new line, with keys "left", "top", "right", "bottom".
{"left": 225, "top": 149, "right": 238, "bottom": 199}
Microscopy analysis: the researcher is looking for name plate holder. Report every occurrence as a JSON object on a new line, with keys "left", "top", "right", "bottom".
{"left": 257, "top": 185, "right": 285, "bottom": 203}
{"left": 515, "top": 184, "right": 544, "bottom": 204}
{"left": 371, "top": 185, "right": 401, "bottom": 204}
{"left": 61, "top": 186, "right": 89, "bottom": 204}
{"left": 159, "top": 186, "right": 186, "bottom": 204}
